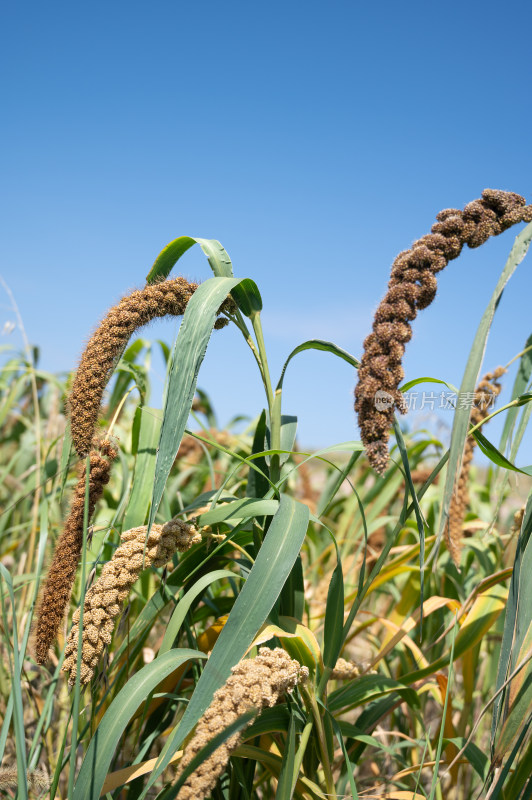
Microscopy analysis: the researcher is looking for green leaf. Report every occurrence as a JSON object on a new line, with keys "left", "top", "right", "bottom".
{"left": 438, "top": 221, "right": 532, "bottom": 546}
{"left": 113, "top": 361, "right": 148, "bottom": 405}
{"left": 492, "top": 490, "right": 532, "bottom": 760}
{"left": 146, "top": 236, "right": 233, "bottom": 283}
{"left": 107, "top": 338, "right": 148, "bottom": 412}
{"left": 444, "top": 738, "right": 489, "bottom": 781}
{"left": 279, "top": 555, "right": 305, "bottom": 621}
{"left": 472, "top": 429, "right": 532, "bottom": 476}
{"left": 317, "top": 449, "right": 361, "bottom": 517}
{"left": 231, "top": 277, "right": 263, "bottom": 316}
{"left": 123, "top": 407, "right": 161, "bottom": 530}
{"left": 498, "top": 335, "right": 532, "bottom": 474}
{"left": 141, "top": 495, "right": 309, "bottom": 797}
{"left": 322, "top": 705, "right": 359, "bottom": 800}
{"left": 323, "top": 539, "right": 344, "bottom": 670}
{"left": 198, "top": 498, "right": 279, "bottom": 527}
{"left": 394, "top": 419, "right": 426, "bottom": 633}
{"left": 148, "top": 276, "right": 253, "bottom": 529}
{"left": 276, "top": 339, "right": 360, "bottom": 392}
{"left": 328, "top": 674, "right": 419, "bottom": 714}
{"left": 158, "top": 570, "right": 240, "bottom": 656}
{"left": 400, "top": 375, "right": 459, "bottom": 393}
{"left": 72, "top": 649, "right": 206, "bottom": 800}
{"left": 266, "top": 414, "right": 297, "bottom": 467}
{"left": 275, "top": 713, "right": 296, "bottom": 800}
{"left": 247, "top": 411, "right": 270, "bottom": 498}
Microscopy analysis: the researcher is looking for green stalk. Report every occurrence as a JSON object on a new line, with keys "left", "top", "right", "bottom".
{"left": 230, "top": 305, "right": 282, "bottom": 485}
{"left": 250, "top": 312, "right": 283, "bottom": 484}
{"left": 301, "top": 686, "right": 337, "bottom": 799}
{"left": 291, "top": 717, "right": 314, "bottom": 781}
{"left": 227, "top": 309, "right": 269, "bottom": 395}
{"left": 249, "top": 312, "right": 274, "bottom": 411}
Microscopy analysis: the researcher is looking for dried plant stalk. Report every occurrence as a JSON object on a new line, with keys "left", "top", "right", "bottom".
{"left": 355, "top": 190, "right": 532, "bottom": 473}
{"left": 174, "top": 647, "right": 309, "bottom": 800}
{"left": 62, "top": 519, "right": 201, "bottom": 685}
{"left": 445, "top": 367, "right": 506, "bottom": 566}
{"left": 34, "top": 439, "right": 117, "bottom": 665}
{"left": 68, "top": 277, "right": 232, "bottom": 458}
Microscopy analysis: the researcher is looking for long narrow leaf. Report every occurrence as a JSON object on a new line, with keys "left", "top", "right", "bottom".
{"left": 72, "top": 649, "right": 206, "bottom": 800}
{"left": 140, "top": 495, "right": 309, "bottom": 797}
{"left": 276, "top": 339, "right": 359, "bottom": 392}
{"left": 148, "top": 276, "right": 260, "bottom": 529}
{"left": 146, "top": 236, "right": 233, "bottom": 283}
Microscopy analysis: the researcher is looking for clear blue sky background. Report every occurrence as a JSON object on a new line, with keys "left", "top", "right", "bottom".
{"left": 1, "top": 1, "right": 532, "bottom": 464}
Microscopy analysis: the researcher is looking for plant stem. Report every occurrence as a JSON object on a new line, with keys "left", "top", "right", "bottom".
{"left": 250, "top": 312, "right": 283, "bottom": 484}
{"left": 302, "top": 686, "right": 337, "bottom": 800}
{"left": 227, "top": 309, "right": 279, "bottom": 445}
{"left": 250, "top": 312, "right": 274, "bottom": 411}
{"left": 231, "top": 305, "right": 282, "bottom": 485}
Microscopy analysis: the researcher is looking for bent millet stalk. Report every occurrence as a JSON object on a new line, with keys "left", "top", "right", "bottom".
{"left": 68, "top": 277, "right": 232, "bottom": 458}
{"left": 69, "top": 278, "right": 198, "bottom": 457}
{"left": 355, "top": 190, "right": 532, "bottom": 474}
{"left": 35, "top": 276, "right": 231, "bottom": 663}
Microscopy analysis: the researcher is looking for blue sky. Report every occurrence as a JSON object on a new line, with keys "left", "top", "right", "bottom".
{"left": 1, "top": 1, "right": 532, "bottom": 465}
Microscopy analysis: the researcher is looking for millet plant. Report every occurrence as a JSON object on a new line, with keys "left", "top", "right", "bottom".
{"left": 2, "top": 193, "right": 532, "bottom": 800}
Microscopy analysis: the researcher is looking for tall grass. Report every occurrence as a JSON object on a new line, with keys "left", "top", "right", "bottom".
{"left": 1, "top": 194, "right": 532, "bottom": 799}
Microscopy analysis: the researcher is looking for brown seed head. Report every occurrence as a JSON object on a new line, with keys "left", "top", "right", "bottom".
{"left": 511, "top": 505, "right": 525, "bottom": 536}
{"left": 0, "top": 766, "right": 50, "bottom": 792}
{"left": 68, "top": 278, "right": 234, "bottom": 458}
{"left": 445, "top": 367, "right": 506, "bottom": 566}
{"left": 174, "top": 647, "right": 308, "bottom": 800}
{"left": 355, "top": 190, "right": 532, "bottom": 473}
{"left": 330, "top": 657, "right": 372, "bottom": 680}
{"left": 34, "top": 439, "right": 117, "bottom": 665}
{"left": 62, "top": 519, "right": 201, "bottom": 685}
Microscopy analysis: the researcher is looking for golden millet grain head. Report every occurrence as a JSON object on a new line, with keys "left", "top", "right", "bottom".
{"left": 331, "top": 657, "right": 363, "bottom": 680}
{"left": 511, "top": 505, "right": 525, "bottom": 536}
{"left": 33, "top": 440, "right": 117, "bottom": 665}
{"left": 445, "top": 367, "right": 506, "bottom": 567}
{"left": 174, "top": 647, "right": 308, "bottom": 800}
{"left": 67, "top": 280, "right": 235, "bottom": 459}
{"left": 355, "top": 190, "right": 531, "bottom": 473}
{"left": 69, "top": 278, "right": 199, "bottom": 457}
{"left": 0, "top": 767, "right": 50, "bottom": 792}
{"left": 63, "top": 519, "right": 201, "bottom": 685}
